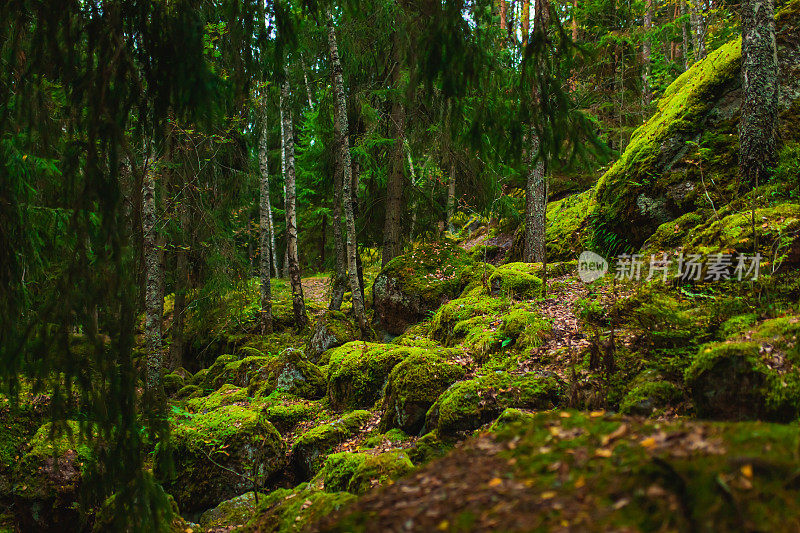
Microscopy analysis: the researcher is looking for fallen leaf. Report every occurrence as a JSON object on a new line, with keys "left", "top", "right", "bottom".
{"left": 640, "top": 437, "right": 657, "bottom": 449}
{"left": 741, "top": 464, "right": 753, "bottom": 479}
{"left": 601, "top": 423, "right": 628, "bottom": 446}
{"left": 437, "top": 520, "right": 449, "bottom": 531}
{"left": 488, "top": 477, "right": 503, "bottom": 487}
{"left": 595, "top": 448, "right": 613, "bottom": 457}
{"left": 541, "top": 491, "right": 557, "bottom": 499}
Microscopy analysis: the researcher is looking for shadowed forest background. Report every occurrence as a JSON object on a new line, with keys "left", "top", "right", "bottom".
{"left": 2, "top": 0, "right": 800, "bottom": 531}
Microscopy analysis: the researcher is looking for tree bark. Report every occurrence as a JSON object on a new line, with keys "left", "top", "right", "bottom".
{"left": 446, "top": 160, "right": 456, "bottom": 233}
{"left": 142, "top": 161, "right": 165, "bottom": 410}
{"left": 681, "top": 0, "right": 689, "bottom": 70}
{"left": 329, "top": 142, "right": 347, "bottom": 311}
{"left": 280, "top": 73, "right": 309, "bottom": 328}
{"left": 740, "top": 0, "right": 778, "bottom": 254}
{"left": 327, "top": 9, "right": 367, "bottom": 329}
{"left": 642, "top": 0, "right": 653, "bottom": 107}
{"left": 522, "top": 0, "right": 530, "bottom": 46}
{"left": 258, "top": 104, "right": 274, "bottom": 334}
{"left": 689, "top": 0, "right": 706, "bottom": 61}
{"left": 382, "top": 27, "right": 406, "bottom": 268}
{"left": 572, "top": 0, "right": 578, "bottom": 41}
{"left": 170, "top": 189, "right": 189, "bottom": 368}
{"left": 523, "top": 131, "right": 547, "bottom": 263}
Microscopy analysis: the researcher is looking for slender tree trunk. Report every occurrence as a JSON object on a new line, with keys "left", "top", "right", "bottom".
{"left": 280, "top": 73, "right": 308, "bottom": 328}
{"left": 740, "top": 0, "right": 778, "bottom": 254}
{"left": 405, "top": 141, "right": 418, "bottom": 239}
{"left": 572, "top": 0, "right": 578, "bottom": 40}
{"left": 327, "top": 10, "right": 367, "bottom": 329}
{"left": 447, "top": 160, "right": 456, "bottom": 233}
{"left": 522, "top": 0, "right": 530, "bottom": 46}
{"left": 524, "top": 131, "right": 547, "bottom": 263}
{"left": 258, "top": 105, "right": 274, "bottom": 334}
{"left": 329, "top": 143, "right": 347, "bottom": 311}
{"left": 500, "top": 0, "right": 508, "bottom": 30}
{"left": 681, "top": 0, "right": 689, "bottom": 70}
{"left": 642, "top": 0, "right": 653, "bottom": 108}
{"left": 170, "top": 192, "right": 189, "bottom": 368}
{"left": 143, "top": 162, "right": 165, "bottom": 409}
{"left": 382, "top": 32, "right": 406, "bottom": 268}
{"left": 689, "top": 0, "right": 706, "bottom": 61}
{"left": 301, "top": 55, "right": 315, "bottom": 109}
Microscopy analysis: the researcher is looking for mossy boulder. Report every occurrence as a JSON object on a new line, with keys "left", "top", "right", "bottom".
{"left": 686, "top": 339, "right": 800, "bottom": 422}
{"left": 326, "top": 342, "right": 416, "bottom": 409}
{"left": 198, "top": 354, "right": 239, "bottom": 391}
{"left": 291, "top": 410, "right": 371, "bottom": 479}
{"left": 619, "top": 380, "right": 683, "bottom": 416}
{"left": 488, "top": 407, "right": 536, "bottom": 431}
{"left": 489, "top": 263, "right": 543, "bottom": 300}
{"left": 199, "top": 491, "right": 262, "bottom": 530}
{"left": 406, "top": 430, "right": 454, "bottom": 465}
{"left": 12, "top": 421, "right": 93, "bottom": 531}
{"left": 175, "top": 384, "right": 201, "bottom": 400}
{"left": 163, "top": 372, "right": 185, "bottom": 396}
{"left": 589, "top": 14, "right": 800, "bottom": 254}
{"left": 346, "top": 450, "right": 414, "bottom": 495}
{"left": 163, "top": 404, "right": 285, "bottom": 512}
{"left": 211, "top": 355, "right": 273, "bottom": 390}
{"left": 372, "top": 242, "right": 476, "bottom": 335}
{"left": 0, "top": 396, "right": 43, "bottom": 498}
{"left": 248, "top": 349, "right": 326, "bottom": 400}
{"left": 319, "top": 452, "right": 367, "bottom": 492}
{"left": 264, "top": 401, "right": 319, "bottom": 433}
{"left": 240, "top": 482, "right": 356, "bottom": 532}
{"left": 426, "top": 371, "right": 565, "bottom": 436}
{"left": 429, "top": 293, "right": 507, "bottom": 345}
{"left": 308, "top": 310, "right": 360, "bottom": 362}
{"left": 186, "top": 384, "right": 249, "bottom": 412}
{"left": 380, "top": 352, "right": 466, "bottom": 434}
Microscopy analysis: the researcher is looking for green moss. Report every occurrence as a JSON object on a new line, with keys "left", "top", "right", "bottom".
{"left": 308, "top": 310, "right": 360, "bottom": 361}
{"left": 426, "top": 372, "right": 565, "bottom": 436}
{"left": 241, "top": 483, "right": 357, "bottom": 532}
{"left": 406, "top": 430, "right": 454, "bottom": 464}
{"left": 488, "top": 407, "right": 536, "bottom": 431}
{"left": 320, "top": 452, "right": 367, "bottom": 492}
{"left": 248, "top": 349, "right": 326, "bottom": 400}
{"left": 175, "top": 384, "right": 201, "bottom": 400}
{"left": 499, "top": 308, "right": 551, "bottom": 351}
{"left": 199, "top": 353, "right": 239, "bottom": 390}
{"left": 163, "top": 372, "right": 185, "bottom": 396}
{"left": 380, "top": 351, "right": 466, "bottom": 433}
{"left": 292, "top": 410, "right": 371, "bottom": 478}
{"left": 544, "top": 190, "right": 593, "bottom": 261}
{"left": 186, "top": 384, "right": 249, "bottom": 412}
{"left": 429, "top": 294, "right": 508, "bottom": 344}
{"left": 265, "top": 401, "right": 319, "bottom": 433}
{"left": 686, "top": 341, "right": 800, "bottom": 421}
{"left": 488, "top": 263, "right": 544, "bottom": 300}
{"left": 590, "top": 38, "right": 743, "bottom": 253}
{"left": 164, "top": 404, "right": 285, "bottom": 512}
{"left": 0, "top": 396, "right": 41, "bottom": 494}
{"left": 326, "top": 342, "right": 442, "bottom": 409}
{"left": 346, "top": 450, "right": 414, "bottom": 495}
{"left": 619, "top": 381, "right": 683, "bottom": 416}
{"left": 198, "top": 491, "right": 263, "bottom": 530}
{"left": 719, "top": 313, "right": 759, "bottom": 339}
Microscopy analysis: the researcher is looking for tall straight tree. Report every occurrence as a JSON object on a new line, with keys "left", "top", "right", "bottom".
{"left": 382, "top": 19, "right": 407, "bottom": 268}
{"left": 689, "top": 0, "right": 706, "bottom": 61}
{"left": 327, "top": 9, "right": 367, "bottom": 329}
{"left": 142, "top": 160, "right": 166, "bottom": 412}
{"left": 642, "top": 0, "right": 653, "bottom": 107}
{"left": 740, "top": 0, "right": 778, "bottom": 251}
{"left": 280, "top": 71, "right": 309, "bottom": 328}
{"left": 258, "top": 104, "right": 274, "bottom": 333}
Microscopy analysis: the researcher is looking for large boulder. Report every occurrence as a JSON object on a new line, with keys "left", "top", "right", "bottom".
{"left": 307, "top": 310, "right": 360, "bottom": 362}
{"left": 380, "top": 352, "right": 466, "bottom": 434}
{"left": 326, "top": 342, "right": 429, "bottom": 409}
{"left": 12, "top": 421, "right": 93, "bottom": 531}
{"left": 247, "top": 349, "right": 326, "bottom": 400}
{"left": 372, "top": 242, "right": 477, "bottom": 334}
{"left": 588, "top": 11, "right": 800, "bottom": 254}
{"left": 162, "top": 404, "right": 285, "bottom": 512}
{"left": 686, "top": 316, "right": 800, "bottom": 421}
{"left": 291, "top": 410, "right": 371, "bottom": 479}
{"left": 425, "top": 371, "right": 565, "bottom": 436}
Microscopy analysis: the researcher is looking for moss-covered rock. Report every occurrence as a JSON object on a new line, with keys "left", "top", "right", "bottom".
{"left": 264, "top": 401, "right": 319, "bottom": 433}
{"left": 372, "top": 242, "right": 476, "bottom": 335}
{"left": 326, "top": 342, "right": 412, "bottom": 409}
{"left": 320, "top": 452, "right": 367, "bottom": 493}
{"left": 406, "top": 430, "right": 454, "bottom": 465}
{"left": 291, "top": 410, "right": 371, "bottom": 479}
{"left": 198, "top": 491, "right": 262, "bottom": 530}
{"left": 379, "top": 352, "right": 466, "bottom": 434}
{"left": 175, "top": 384, "right": 201, "bottom": 400}
{"left": 0, "top": 396, "right": 43, "bottom": 498}
{"left": 240, "top": 482, "right": 356, "bottom": 532}
{"left": 211, "top": 355, "right": 273, "bottom": 390}
{"left": 308, "top": 310, "right": 360, "bottom": 362}
{"left": 619, "top": 380, "right": 683, "bottom": 416}
{"left": 346, "top": 450, "right": 414, "bottom": 495}
{"left": 163, "top": 372, "right": 185, "bottom": 396}
{"left": 162, "top": 404, "right": 285, "bottom": 512}
{"left": 198, "top": 354, "right": 239, "bottom": 391}
{"left": 429, "top": 293, "right": 507, "bottom": 345}
{"left": 686, "top": 338, "right": 800, "bottom": 422}
{"left": 488, "top": 407, "right": 537, "bottom": 431}
{"left": 426, "top": 371, "right": 565, "bottom": 436}
{"left": 248, "top": 349, "right": 326, "bottom": 400}
{"left": 12, "top": 421, "right": 93, "bottom": 531}
{"left": 186, "top": 384, "right": 249, "bottom": 412}
{"left": 489, "top": 262, "right": 543, "bottom": 300}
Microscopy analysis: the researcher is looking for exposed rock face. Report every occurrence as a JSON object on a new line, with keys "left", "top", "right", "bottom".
{"left": 162, "top": 405, "right": 285, "bottom": 513}
{"left": 372, "top": 242, "right": 476, "bottom": 335}
{"left": 588, "top": 11, "right": 800, "bottom": 254}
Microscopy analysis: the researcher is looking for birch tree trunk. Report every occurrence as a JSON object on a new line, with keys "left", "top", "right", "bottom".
{"left": 681, "top": 0, "right": 689, "bottom": 70}
{"left": 689, "top": 0, "right": 706, "bottom": 61}
{"left": 170, "top": 190, "right": 189, "bottom": 368}
{"left": 446, "top": 160, "right": 456, "bottom": 234}
{"left": 642, "top": 0, "right": 653, "bottom": 107}
{"left": 280, "top": 73, "right": 308, "bottom": 328}
{"left": 523, "top": 131, "right": 547, "bottom": 263}
{"left": 143, "top": 161, "right": 165, "bottom": 410}
{"left": 740, "top": 0, "right": 778, "bottom": 253}
{"left": 327, "top": 9, "right": 367, "bottom": 329}
{"left": 258, "top": 105, "right": 274, "bottom": 333}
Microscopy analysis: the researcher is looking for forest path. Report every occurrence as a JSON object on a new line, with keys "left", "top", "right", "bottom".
{"left": 516, "top": 273, "right": 591, "bottom": 379}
